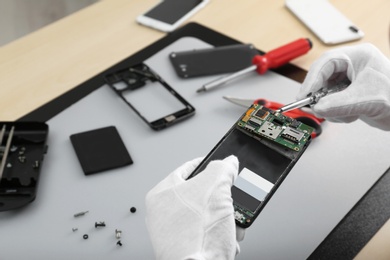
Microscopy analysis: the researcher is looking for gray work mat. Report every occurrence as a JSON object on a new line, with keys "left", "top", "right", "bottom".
{"left": 1, "top": 37, "right": 390, "bottom": 259}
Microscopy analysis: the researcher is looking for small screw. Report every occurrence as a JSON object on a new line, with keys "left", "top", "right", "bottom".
{"left": 72, "top": 228, "right": 78, "bottom": 232}
{"left": 95, "top": 221, "right": 106, "bottom": 228}
{"left": 83, "top": 234, "right": 89, "bottom": 239}
{"left": 130, "top": 207, "right": 136, "bottom": 213}
{"left": 116, "top": 240, "right": 122, "bottom": 246}
{"left": 74, "top": 211, "right": 89, "bottom": 218}
{"left": 115, "top": 229, "right": 122, "bottom": 239}
{"left": 18, "top": 156, "right": 26, "bottom": 163}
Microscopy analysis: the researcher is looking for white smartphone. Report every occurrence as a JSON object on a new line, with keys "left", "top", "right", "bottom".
{"left": 136, "top": 0, "right": 209, "bottom": 32}
{"left": 285, "top": 0, "right": 364, "bottom": 45}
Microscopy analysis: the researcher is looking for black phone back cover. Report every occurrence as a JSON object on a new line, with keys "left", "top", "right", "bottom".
{"left": 169, "top": 44, "right": 259, "bottom": 78}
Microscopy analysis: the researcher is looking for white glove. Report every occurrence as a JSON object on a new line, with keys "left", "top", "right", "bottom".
{"left": 297, "top": 43, "right": 390, "bottom": 130}
{"left": 145, "top": 155, "right": 244, "bottom": 260}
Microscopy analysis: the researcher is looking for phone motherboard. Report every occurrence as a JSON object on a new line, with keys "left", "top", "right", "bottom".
{"left": 238, "top": 104, "right": 313, "bottom": 152}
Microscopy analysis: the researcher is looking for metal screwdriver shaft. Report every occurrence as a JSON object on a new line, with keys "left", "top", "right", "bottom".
{"left": 276, "top": 95, "right": 320, "bottom": 113}
{"left": 276, "top": 80, "right": 351, "bottom": 113}
{"left": 197, "top": 65, "right": 256, "bottom": 93}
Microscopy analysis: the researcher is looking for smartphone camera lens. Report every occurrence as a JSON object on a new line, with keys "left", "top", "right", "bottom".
{"left": 348, "top": 26, "right": 359, "bottom": 33}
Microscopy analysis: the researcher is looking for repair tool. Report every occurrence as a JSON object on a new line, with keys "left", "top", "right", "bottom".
{"left": 196, "top": 38, "right": 312, "bottom": 93}
{"left": 74, "top": 210, "right": 89, "bottom": 218}
{"left": 0, "top": 125, "right": 14, "bottom": 182}
{"left": 223, "top": 96, "right": 324, "bottom": 138}
{"left": 0, "top": 122, "right": 49, "bottom": 212}
{"left": 276, "top": 81, "right": 350, "bottom": 113}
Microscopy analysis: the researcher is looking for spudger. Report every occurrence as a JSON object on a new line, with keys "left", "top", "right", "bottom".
{"left": 196, "top": 38, "right": 312, "bottom": 93}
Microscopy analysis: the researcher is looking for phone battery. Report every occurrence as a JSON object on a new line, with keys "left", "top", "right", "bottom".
{"left": 169, "top": 44, "right": 259, "bottom": 78}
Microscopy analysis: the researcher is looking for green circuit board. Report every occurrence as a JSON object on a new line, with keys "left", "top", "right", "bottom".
{"left": 237, "top": 104, "right": 314, "bottom": 151}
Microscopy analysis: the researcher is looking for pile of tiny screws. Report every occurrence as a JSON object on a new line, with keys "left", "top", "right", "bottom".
{"left": 72, "top": 207, "right": 137, "bottom": 246}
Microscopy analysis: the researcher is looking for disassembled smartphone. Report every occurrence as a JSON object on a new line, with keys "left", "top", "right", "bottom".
{"left": 188, "top": 104, "right": 313, "bottom": 228}
{"left": 136, "top": 0, "right": 209, "bottom": 32}
{"left": 285, "top": 0, "right": 364, "bottom": 45}
{"left": 104, "top": 63, "right": 195, "bottom": 130}
{"left": 169, "top": 44, "right": 259, "bottom": 78}
{"left": 0, "top": 122, "right": 49, "bottom": 211}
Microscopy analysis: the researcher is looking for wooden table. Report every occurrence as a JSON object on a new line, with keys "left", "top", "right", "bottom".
{"left": 0, "top": 0, "right": 389, "bottom": 258}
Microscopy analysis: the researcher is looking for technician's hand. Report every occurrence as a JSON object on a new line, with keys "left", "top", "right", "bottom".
{"left": 297, "top": 43, "right": 390, "bottom": 130}
{"left": 145, "top": 155, "right": 244, "bottom": 260}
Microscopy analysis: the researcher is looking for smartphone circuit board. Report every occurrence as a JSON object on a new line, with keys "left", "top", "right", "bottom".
{"left": 232, "top": 104, "right": 314, "bottom": 226}
{"left": 237, "top": 104, "right": 313, "bottom": 151}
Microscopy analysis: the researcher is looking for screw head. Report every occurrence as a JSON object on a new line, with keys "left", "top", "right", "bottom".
{"left": 95, "top": 221, "right": 106, "bottom": 228}
{"left": 115, "top": 229, "right": 122, "bottom": 239}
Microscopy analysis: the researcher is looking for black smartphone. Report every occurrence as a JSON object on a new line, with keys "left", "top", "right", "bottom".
{"left": 188, "top": 104, "right": 313, "bottom": 228}
{"left": 104, "top": 63, "right": 195, "bottom": 130}
{"left": 169, "top": 44, "right": 259, "bottom": 78}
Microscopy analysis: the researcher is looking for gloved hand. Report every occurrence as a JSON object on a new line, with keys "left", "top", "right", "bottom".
{"left": 145, "top": 155, "right": 244, "bottom": 260}
{"left": 297, "top": 43, "right": 390, "bottom": 130}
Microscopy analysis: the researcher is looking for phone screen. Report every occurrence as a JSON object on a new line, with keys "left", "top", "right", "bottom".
{"left": 144, "top": 0, "right": 203, "bottom": 25}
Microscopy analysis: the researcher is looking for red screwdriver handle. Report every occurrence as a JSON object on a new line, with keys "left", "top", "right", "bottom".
{"left": 252, "top": 38, "right": 312, "bottom": 74}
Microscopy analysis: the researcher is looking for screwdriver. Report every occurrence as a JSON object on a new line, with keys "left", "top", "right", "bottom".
{"left": 276, "top": 80, "right": 351, "bottom": 113}
{"left": 196, "top": 38, "right": 312, "bottom": 93}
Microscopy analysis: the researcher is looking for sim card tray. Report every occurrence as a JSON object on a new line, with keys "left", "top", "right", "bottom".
{"left": 104, "top": 63, "right": 195, "bottom": 130}
{"left": 0, "top": 122, "right": 49, "bottom": 211}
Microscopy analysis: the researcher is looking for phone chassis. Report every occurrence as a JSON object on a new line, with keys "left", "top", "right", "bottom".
{"left": 105, "top": 63, "right": 195, "bottom": 130}
{"left": 189, "top": 104, "right": 313, "bottom": 228}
